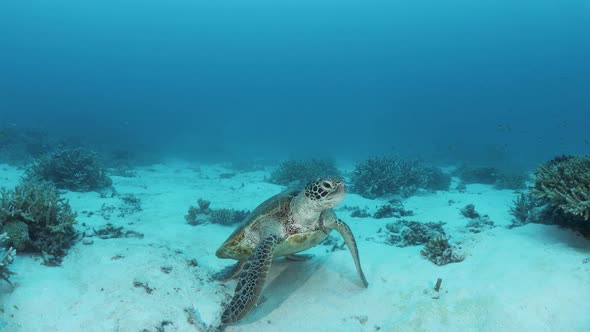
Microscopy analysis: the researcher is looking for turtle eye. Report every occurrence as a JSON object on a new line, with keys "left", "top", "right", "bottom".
{"left": 322, "top": 181, "right": 332, "bottom": 189}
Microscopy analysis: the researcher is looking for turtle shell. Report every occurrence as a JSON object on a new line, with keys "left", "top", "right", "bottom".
{"left": 215, "top": 188, "right": 329, "bottom": 260}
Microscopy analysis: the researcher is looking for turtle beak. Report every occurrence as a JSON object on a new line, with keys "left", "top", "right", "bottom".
{"left": 327, "top": 182, "right": 346, "bottom": 203}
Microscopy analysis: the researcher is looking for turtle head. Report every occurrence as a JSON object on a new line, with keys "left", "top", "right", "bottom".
{"left": 303, "top": 177, "right": 346, "bottom": 209}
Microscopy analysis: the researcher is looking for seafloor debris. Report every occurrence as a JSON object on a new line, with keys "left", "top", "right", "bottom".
{"left": 91, "top": 223, "right": 144, "bottom": 239}
{"left": 421, "top": 234, "right": 464, "bottom": 266}
{"left": 185, "top": 199, "right": 249, "bottom": 226}
{"left": 383, "top": 220, "right": 445, "bottom": 247}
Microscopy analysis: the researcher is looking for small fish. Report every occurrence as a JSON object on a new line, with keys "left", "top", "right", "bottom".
{"left": 584, "top": 139, "right": 589, "bottom": 145}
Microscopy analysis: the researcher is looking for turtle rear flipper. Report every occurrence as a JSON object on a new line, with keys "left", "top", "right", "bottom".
{"left": 332, "top": 219, "right": 369, "bottom": 288}
{"left": 221, "top": 235, "right": 279, "bottom": 325}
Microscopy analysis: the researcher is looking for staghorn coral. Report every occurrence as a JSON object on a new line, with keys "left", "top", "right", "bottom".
{"left": 269, "top": 159, "right": 340, "bottom": 186}
{"left": 351, "top": 156, "right": 450, "bottom": 199}
{"left": 26, "top": 147, "right": 112, "bottom": 192}
{"left": 509, "top": 192, "right": 536, "bottom": 226}
{"left": 533, "top": 155, "right": 590, "bottom": 221}
{"left": 0, "top": 179, "right": 77, "bottom": 265}
{"left": 0, "top": 233, "right": 16, "bottom": 285}
{"left": 1, "top": 221, "right": 29, "bottom": 251}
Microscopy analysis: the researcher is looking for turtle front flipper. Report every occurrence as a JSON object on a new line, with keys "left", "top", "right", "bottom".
{"left": 221, "top": 235, "right": 279, "bottom": 325}
{"left": 331, "top": 219, "right": 369, "bottom": 288}
{"left": 213, "top": 260, "right": 247, "bottom": 282}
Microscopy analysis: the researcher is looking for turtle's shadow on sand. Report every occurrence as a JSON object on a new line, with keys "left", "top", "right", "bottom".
{"left": 238, "top": 256, "right": 324, "bottom": 324}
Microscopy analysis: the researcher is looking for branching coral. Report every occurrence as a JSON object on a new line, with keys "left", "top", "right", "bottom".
{"left": 351, "top": 156, "right": 450, "bottom": 198}
{"left": 0, "top": 179, "right": 77, "bottom": 265}
{"left": 26, "top": 148, "right": 112, "bottom": 192}
{"left": 509, "top": 192, "right": 536, "bottom": 226}
{"left": 269, "top": 159, "right": 340, "bottom": 186}
{"left": 533, "top": 155, "right": 590, "bottom": 221}
{"left": 0, "top": 233, "right": 16, "bottom": 285}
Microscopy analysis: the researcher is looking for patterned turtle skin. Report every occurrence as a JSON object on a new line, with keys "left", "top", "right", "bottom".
{"left": 214, "top": 177, "right": 368, "bottom": 325}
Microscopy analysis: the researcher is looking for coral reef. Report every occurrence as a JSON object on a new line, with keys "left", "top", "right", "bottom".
{"left": 185, "top": 199, "right": 250, "bottom": 226}
{"left": 460, "top": 204, "right": 480, "bottom": 219}
{"left": 1, "top": 221, "right": 29, "bottom": 251}
{"left": 25, "top": 148, "right": 112, "bottom": 192}
{"left": 507, "top": 190, "right": 590, "bottom": 236}
{"left": 351, "top": 156, "right": 450, "bottom": 199}
{"left": 460, "top": 204, "right": 494, "bottom": 232}
{"left": 0, "top": 179, "right": 77, "bottom": 266}
{"left": 0, "top": 233, "right": 16, "bottom": 285}
{"left": 454, "top": 166, "right": 498, "bottom": 184}
{"left": 373, "top": 200, "right": 414, "bottom": 219}
{"left": 0, "top": 129, "right": 59, "bottom": 165}
{"left": 465, "top": 215, "right": 495, "bottom": 233}
{"left": 197, "top": 199, "right": 211, "bottom": 213}
{"left": 494, "top": 172, "right": 528, "bottom": 190}
{"left": 420, "top": 234, "right": 465, "bottom": 266}
{"left": 533, "top": 155, "right": 590, "bottom": 221}
{"left": 349, "top": 206, "right": 370, "bottom": 218}
{"left": 509, "top": 192, "right": 537, "bottom": 227}
{"left": 185, "top": 206, "right": 203, "bottom": 226}
{"left": 269, "top": 159, "right": 340, "bottom": 186}
{"left": 209, "top": 209, "right": 250, "bottom": 226}
{"left": 383, "top": 220, "right": 445, "bottom": 247}
{"left": 505, "top": 157, "right": 590, "bottom": 236}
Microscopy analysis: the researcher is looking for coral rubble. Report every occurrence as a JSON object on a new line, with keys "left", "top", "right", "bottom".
{"left": 185, "top": 199, "right": 250, "bottom": 226}
{"left": 383, "top": 220, "right": 445, "bottom": 247}
{"left": 420, "top": 234, "right": 464, "bottom": 266}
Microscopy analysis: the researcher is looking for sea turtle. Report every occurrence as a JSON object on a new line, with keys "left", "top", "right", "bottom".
{"left": 215, "top": 177, "right": 368, "bottom": 324}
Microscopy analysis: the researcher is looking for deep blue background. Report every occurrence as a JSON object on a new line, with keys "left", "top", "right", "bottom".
{"left": 1, "top": 0, "right": 589, "bottom": 167}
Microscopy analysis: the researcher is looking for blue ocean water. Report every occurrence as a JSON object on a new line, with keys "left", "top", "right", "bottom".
{"left": 1, "top": 0, "right": 589, "bottom": 165}
{"left": 2, "top": 2, "right": 590, "bottom": 331}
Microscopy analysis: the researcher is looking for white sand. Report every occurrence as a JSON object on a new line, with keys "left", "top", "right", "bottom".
{"left": 1, "top": 162, "right": 589, "bottom": 331}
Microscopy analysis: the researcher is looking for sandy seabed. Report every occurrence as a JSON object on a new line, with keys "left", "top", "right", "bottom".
{"left": 1, "top": 162, "right": 589, "bottom": 332}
